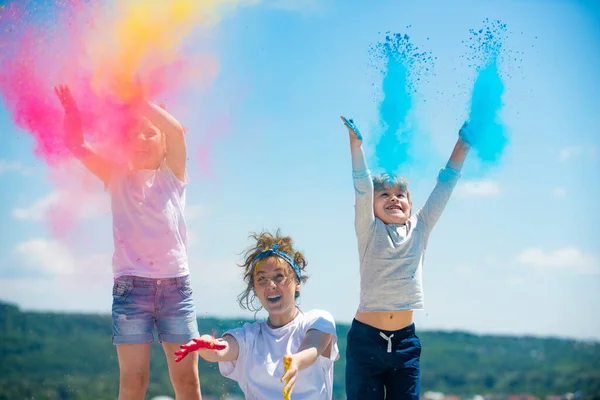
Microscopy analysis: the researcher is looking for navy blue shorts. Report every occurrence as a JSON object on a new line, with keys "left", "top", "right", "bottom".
{"left": 345, "top": 319, "right": 421, "bottom": 400}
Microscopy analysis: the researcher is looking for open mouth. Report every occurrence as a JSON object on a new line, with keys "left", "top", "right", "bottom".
{"left": 387, "top": 205, "right": 402, "bottom": 211}
{"left": 267, "top": 295, "right": 282, "bottom": 303}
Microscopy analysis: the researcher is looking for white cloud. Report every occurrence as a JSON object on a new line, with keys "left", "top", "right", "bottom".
{"left": 13, "top": 190, "right": 109, "bottom": 221}
{"left": 0, "top": 253, "right": 242, "bottom": 315}
{"left": 13, "top": 192, "right": 61, "bottom": 221}
{"left": 455, "top": 180, "right": 501, "bottom": 197}
{"left": 553, "top": 186, "right": 567, "bottom": 197}
{"left": 558, "top": 146, "right": 597, "bottom": 162}
{"left": 14, "top": 239, "right": 78, "bottom": 275}
{"left": 191, "top": 258, "right": 247, "bottom": 318}
{"left": 1, "top": 243, "right": 112, "bottom": 311}
{"left": 516, "top": 246, "right": 600, "bottom": 275}
{"left": 10, "top": 238, "right": 111, "bottom": 278}
{"left": 0, "top": 160, "right": 29, "bottom": 175}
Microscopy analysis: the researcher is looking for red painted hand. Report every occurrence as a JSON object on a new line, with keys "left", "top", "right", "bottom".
{"left": 175, "top": 336, "right": 227, "bottom": 363}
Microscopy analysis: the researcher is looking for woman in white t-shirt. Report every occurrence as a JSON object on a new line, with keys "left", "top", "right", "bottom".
{"left": 175, "top": 230, "right": 339, "bottom": 399}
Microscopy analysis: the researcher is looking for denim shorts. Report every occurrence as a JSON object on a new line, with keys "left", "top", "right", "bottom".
{"left": 345, "top": 319, "right": 421, "bottom": 400}
{"left": 111, "top": 275, "right": 199, "bottom": 345}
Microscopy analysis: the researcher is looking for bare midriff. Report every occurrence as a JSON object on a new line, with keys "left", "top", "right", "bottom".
{"left": 355, "top": 310, "right": 414, "bottom": 331}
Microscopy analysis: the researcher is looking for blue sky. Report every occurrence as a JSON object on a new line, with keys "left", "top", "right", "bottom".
{"left": 1, "top": 0, "right": 599, "bottom": 341}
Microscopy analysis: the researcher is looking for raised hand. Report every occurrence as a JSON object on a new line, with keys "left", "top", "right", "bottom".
{"left": 340, "top": 115, "right": 363, "bottom": 142}
{"left": 54, "top": 84, "right": 79, "bottom": 114}
{"left": 458, "top": 121, "right": 474, "bottom": 146}
{"left": 54, "top": 84, "right": 84, "bottom": 151}
{"left": 175, "top": 335, "right": 227, "bottom": 363}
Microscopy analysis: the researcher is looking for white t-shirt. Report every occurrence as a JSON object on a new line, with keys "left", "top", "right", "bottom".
{"left": 219, "top": 309, "right": 339, "bottom": 400}
{"left": 108, "top": 160, "right": 189, "bottom": 278}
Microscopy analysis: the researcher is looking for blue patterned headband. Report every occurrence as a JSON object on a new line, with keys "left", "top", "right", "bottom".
{"left": 252, "top": 244, "right": 301, "bottom": 282}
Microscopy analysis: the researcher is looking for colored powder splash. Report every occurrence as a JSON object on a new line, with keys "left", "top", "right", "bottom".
{"left": 85, "top": 0, "right": 237, "bottom": 102}
{"left": 195, "top": 115, "right": 231, "bottom": 178}
{"left": 0, "top": 0, "right": 244, "bottom": 233}
{"left": 0, "top": 1, "right": 74, "bottom": 163}
{"left": 464, "top": 19, "right": 509, "bottom": 168}
{"left": 369, "top": 32, "right": 435, "bottom": 174}
{"left": 0, "top": 0, "right": 241, "bottom": 164}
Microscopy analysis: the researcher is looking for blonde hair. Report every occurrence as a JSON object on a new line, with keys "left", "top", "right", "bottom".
{"left": 372, "top": 173, "right": 412, "bottom": 204}
{"left": 237, "top": 230, "right": 308, "bottom": 312}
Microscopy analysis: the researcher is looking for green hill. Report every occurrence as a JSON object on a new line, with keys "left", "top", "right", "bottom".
{"left": 0, "top": 301, "right": 598, "bottom": 400}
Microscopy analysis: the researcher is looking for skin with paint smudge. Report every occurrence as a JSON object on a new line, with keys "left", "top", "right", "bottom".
{"left": 175, "top": 336, "right": 227, "bottom": 363}
{"left": 54, "top": 84, "right": 113, "bottom": 184}
{"left": 54, "top": 83, "right": 188, "bottom": 182}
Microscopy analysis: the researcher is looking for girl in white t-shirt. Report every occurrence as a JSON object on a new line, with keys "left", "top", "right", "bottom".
{"left": 175, "top": 230, "right": 339, "bottom": 399}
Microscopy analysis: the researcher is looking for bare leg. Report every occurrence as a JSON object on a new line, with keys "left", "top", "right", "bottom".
{"left": 116, "top": 343, "right": 152, "bottom": 400}
{"left": 162, "top": 342, "right": 202, "bottom": 399}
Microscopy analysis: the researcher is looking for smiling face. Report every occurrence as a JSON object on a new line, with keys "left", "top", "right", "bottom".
{"left": 372, "top": 173, "right": 412, "bottom": 225}
{"left": 253, "top": 256, "right": 300, "bottom": 326}
{"left": 373, "top": 186, "right": 412, "bottom": 224}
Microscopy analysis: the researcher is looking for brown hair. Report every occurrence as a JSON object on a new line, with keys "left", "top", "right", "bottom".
{"left": 237, "top": 229, "right": 308, "bottom": 312}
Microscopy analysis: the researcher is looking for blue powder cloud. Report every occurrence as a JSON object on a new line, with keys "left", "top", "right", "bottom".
{"left": 369, "top": 32, "right": 435, "bottom": 175}
{"left": 464, "top": 19, "right": 510, "bottom": 171}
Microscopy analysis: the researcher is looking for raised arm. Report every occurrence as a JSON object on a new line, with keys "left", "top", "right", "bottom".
{"left": 447, "top": 122, "right": 472, "bottom": 171}
{"left": 417, "top": 122, "right": 471, "bottom": 231}
{"left": 341, "top": 116, "right": 374, "bottom": 235}
{"left": 54, "top": 85, "right": 113, "bottom": 186}
{"left": 281, "top": 329, "right": 334, "bottom": 398}
{"left": 139, "top": 101, "right": 187, "bottom": 182}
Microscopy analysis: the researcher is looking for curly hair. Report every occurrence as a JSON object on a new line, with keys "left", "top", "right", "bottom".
{"left": 237, "top": 229, "right": 308, "bottom": 312}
